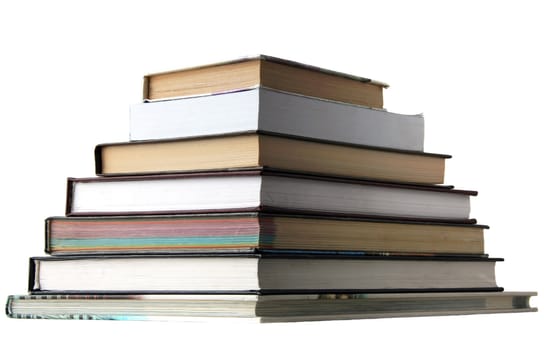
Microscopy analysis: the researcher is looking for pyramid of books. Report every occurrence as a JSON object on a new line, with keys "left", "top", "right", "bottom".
{"left": 6, "top": 56, "right": 536, "bottom": 322}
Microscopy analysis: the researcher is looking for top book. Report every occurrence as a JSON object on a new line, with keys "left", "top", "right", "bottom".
{"left": 143, "top": 55, "right": 388, "bottom": 108}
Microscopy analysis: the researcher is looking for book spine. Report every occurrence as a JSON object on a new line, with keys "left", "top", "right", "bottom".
{"left": 65, "top": 178, "right": 75, "bottom": 216}
{"left": 28, "top": 258, "right": 38, "bottom": 293}
{"left": 5, "top": 295, "right": 13, "bottom": 317}
{"left": 44, "top": 218, "right": 52, "bottom": 254}
{"left": 142, "top": 75, "right": 150, "bottom": 101}
{"left": 94, "top": 145, "right": 104, "bottom": 175}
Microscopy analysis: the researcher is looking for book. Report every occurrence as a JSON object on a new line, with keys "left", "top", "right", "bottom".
{"left": 66, "top": 169, "right": 477, "bottom": 222}
{"left": 28, "top": 254, "right": 502, "bottom": 294}
{"left": 45, "top": 212, "right": 488, "bottom": 256}
{"left": 130, "top": 87, "right": 424, "bottom": 151}
{"left": 143, "top": 55, "right": 388, "bottom": 108}
{"left": 6, "top": 292, "right": 537, "bottom": 322}
{"left": 95, "top": 132, "right": 448, "bottom": 184}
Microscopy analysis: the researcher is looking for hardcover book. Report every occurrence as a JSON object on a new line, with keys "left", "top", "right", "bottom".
{"left": 130, "top": 87, "right": 424, "bottom": 151}
{"left": 45, "top": 213, "right": 488, "bottom": 256}
{"left": 143, "top": 55, "right": 388, "bottom": 108}
{"left": 28, "top": 254, "right": 503, "bottom": 294}
{"left": 95, "top": 132, "right": 448, "bottom": 184}
{"left": 6, "top": 292, "right": 536, "bottom": 322}
{"left": 66, "top": 169, "right": 477, "bottom": 222}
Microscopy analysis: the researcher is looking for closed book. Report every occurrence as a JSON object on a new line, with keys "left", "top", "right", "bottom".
{"left": 45, "top": 212, "right": 488, "bottom": 256}
{"left": 130, "top": 87, "right": 424, "bottom": 151}
{"left": 66, "top": 169, "right": 476, "bottom": 222}
{"left": 6, "top": 292, "right": 536, "bottom": 322}
{"left": 95, "top": 132, "right": 448, "bottom": 184}
{"left": 28, "top": 254, "right": 502, "bottom": 294}
{"left": 143, "top": 55, "right": 387, "bottom": 108}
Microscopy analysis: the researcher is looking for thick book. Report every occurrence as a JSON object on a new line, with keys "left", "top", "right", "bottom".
{"left": 28, "top": 254, "right": 502, "bottom": 294}
{"left": 45, "top": 212, "right": 488, "bottom": 256}
{"left": 95, "top": 132, "right": 448, "bottom": 184}
{"left": 6, "top": 292, "right": 537, "bottom": 322}
{"left": 130, "top": 87, "right": 424, "bottom": 151}
{"left": 143, "top": 55, "right": 388, "bottom": 108}
{"left": 66, "top": 169, "right": 477, "bottom": 222}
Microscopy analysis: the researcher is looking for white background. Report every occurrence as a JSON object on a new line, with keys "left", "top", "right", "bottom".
{"left": 1, "top": 0, "right": 542, "bottom": 348}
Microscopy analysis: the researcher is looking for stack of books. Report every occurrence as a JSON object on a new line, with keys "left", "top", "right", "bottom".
{"left": 6, "top": 56, "right": 536, "bottom": 322}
